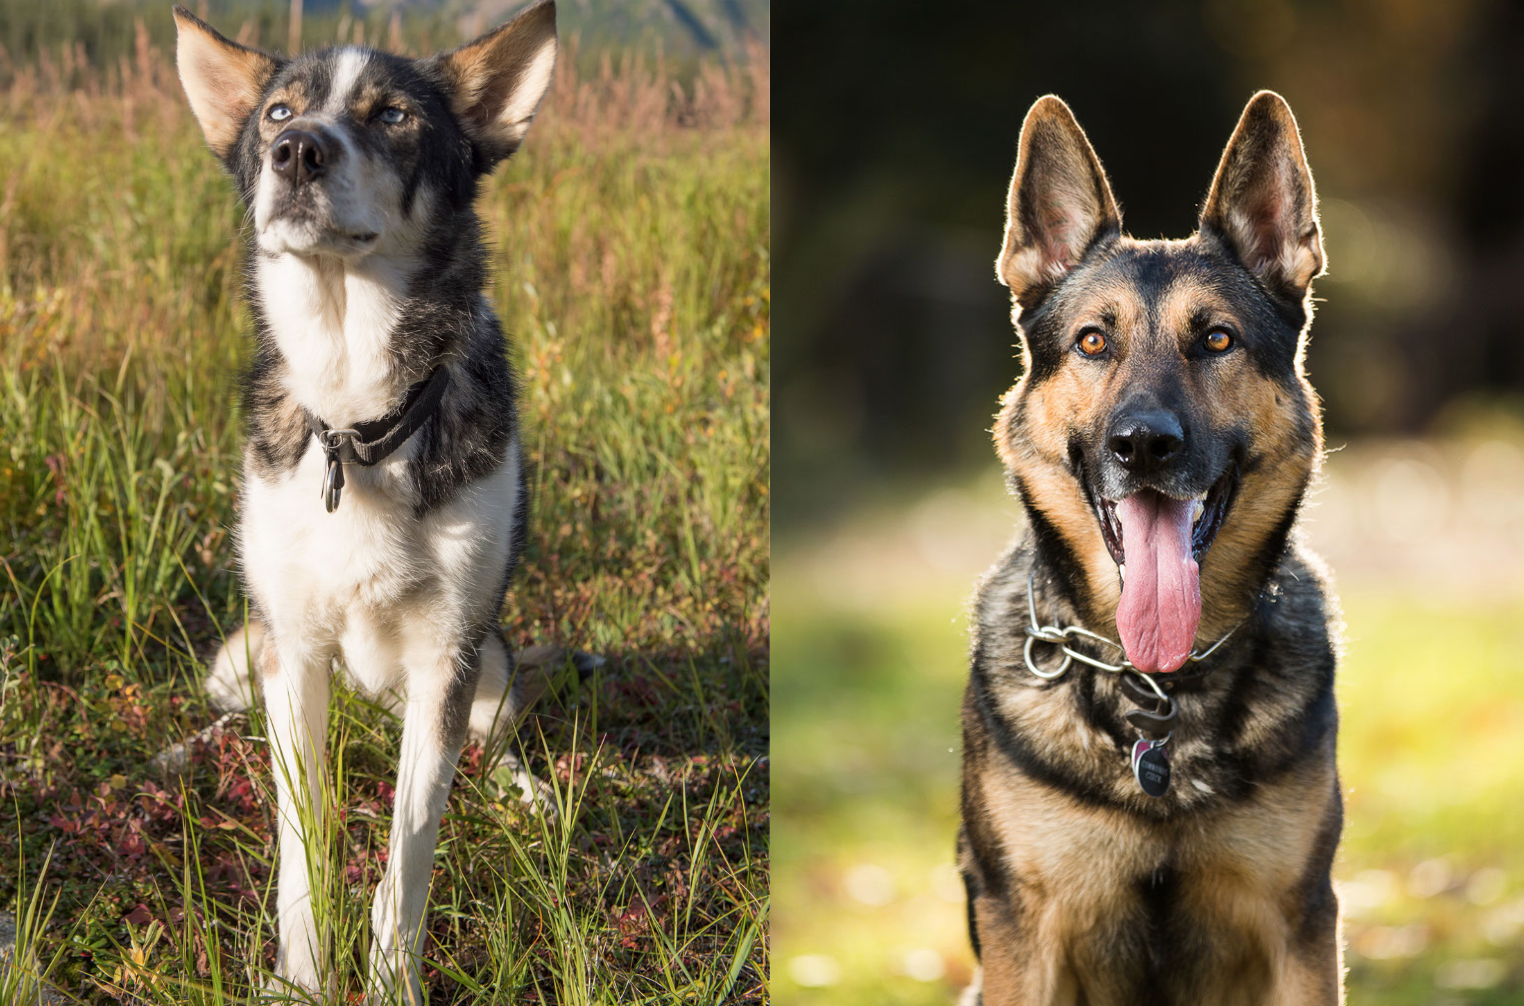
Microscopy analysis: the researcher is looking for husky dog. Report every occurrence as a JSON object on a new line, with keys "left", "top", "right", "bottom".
{"left": 960, "top": 93, "right": 1344, "bottom": 1003}
{"left": 173, "top": 2, "right": 561, "bottom": 997}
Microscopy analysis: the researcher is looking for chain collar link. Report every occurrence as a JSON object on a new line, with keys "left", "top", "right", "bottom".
{"left": 1021, "top": 572, "right": 1240, "bottom": 689}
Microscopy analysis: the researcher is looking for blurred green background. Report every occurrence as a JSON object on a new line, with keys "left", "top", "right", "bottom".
{"left": 773, "top": 1, "right": 1524, "bottom": 1003}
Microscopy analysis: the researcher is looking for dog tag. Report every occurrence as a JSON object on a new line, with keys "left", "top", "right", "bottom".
{"left": 1131, "top": 739, "right": 1171, "bottom": 798}
{"left": 322, "top": 455, "right": 345, "bottom": 513}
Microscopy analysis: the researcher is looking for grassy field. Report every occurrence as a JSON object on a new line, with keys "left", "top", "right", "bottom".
{"left": 0, "top": 33, "right": 768, "bottom": 1006}
{"left": 774, "top": 456, "right": 1524, "bottom": 1005}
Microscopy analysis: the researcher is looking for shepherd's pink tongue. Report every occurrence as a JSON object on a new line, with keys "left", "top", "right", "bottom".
{"left": 1115, "top": 490, "right": 1201, "bottom": 673}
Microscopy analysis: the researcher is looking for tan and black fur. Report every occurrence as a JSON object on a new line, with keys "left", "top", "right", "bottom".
{"left": 960, "top": 92, "right": 1344, "bottom": 1004}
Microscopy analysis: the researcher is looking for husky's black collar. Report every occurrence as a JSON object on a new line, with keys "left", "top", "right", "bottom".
{"left": 305, "top": 366, "right": 452, "bottom": 512}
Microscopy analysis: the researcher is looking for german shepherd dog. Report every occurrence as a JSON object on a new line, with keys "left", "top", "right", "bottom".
{"left": 173, "top": 3, "right": 562, "bottom": 998}
{"left": 959, "top": 92, "right": 1342, "bottom": 1004}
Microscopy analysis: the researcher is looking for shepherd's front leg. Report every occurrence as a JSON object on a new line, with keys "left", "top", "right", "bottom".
{"left": 367, "top": 636, "right": 477, "bottom": 1004}
{"left": 258, "top": 631, "right": 333, "bottom": 993}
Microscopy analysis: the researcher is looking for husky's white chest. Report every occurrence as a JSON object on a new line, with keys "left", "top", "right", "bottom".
{"left": 237, "top": 433, "right": 521, "bottom": 656}
{"left": 256, "top": 255, "right": 409, "bottom": 426}
{"left": 241, "top": 440, "right": 423, "bottom": 616}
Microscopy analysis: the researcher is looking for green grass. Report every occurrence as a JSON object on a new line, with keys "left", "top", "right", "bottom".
{"left": 0, "top": 46, "right": 768, "bottom": 1005}
{"left": 773, "top": 482, "right": 1524, "bottom": 1005}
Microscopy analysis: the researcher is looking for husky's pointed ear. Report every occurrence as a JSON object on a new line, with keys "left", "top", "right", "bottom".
{"left": 998, "top": 96, "right": 1121, "bottom": 306}
{"left": 1201, "top": 91, "right": 1324, "bottom": 302}
{"left": 173, "top": 5, "right": 278, "bottom": 161}
{"left": 430, "top": 0, "right": 558, "bottom": 168}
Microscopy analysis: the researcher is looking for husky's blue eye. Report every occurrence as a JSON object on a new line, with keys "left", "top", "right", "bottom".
{"left": 268, "top": 104, "right": 292, "bottom": 122}
{"left": 379, "top": 107, "right": 406, "bottom": 124}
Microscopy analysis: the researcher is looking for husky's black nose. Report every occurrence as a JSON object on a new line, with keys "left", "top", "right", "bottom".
{"left": 271, "top": 129, "right": 328, "bottom": 185}
{"left": 1107, "top": 410, "right": 1185, "bottom": 475}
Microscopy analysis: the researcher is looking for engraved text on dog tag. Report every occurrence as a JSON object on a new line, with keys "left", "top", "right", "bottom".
{"left": 1131, "top": 738, "right": 1171, "bottom": 797}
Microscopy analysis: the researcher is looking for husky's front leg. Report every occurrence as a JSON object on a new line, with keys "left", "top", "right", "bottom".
{"left": 258, "top": 632, "right": 333, "bottom": 993}
{"left": 367, "top": 637, "right": 477, "bottom": 1004}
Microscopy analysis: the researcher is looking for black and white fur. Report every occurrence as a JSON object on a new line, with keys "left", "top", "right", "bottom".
{"left": 174, "top": 3, "right": 559, "bottom": 999}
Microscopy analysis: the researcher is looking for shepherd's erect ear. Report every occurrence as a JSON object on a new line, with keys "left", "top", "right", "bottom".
{"left": 427, "top": 0, "right": 558, "bottom": 169}
{"left": 1200, "top": 91, "right": 1324, "bottom": 302}
{"left": 997, "top": 96, "right": 1121, "bottom": 307}
{"left": 172, "top": 5, "right": 278, "bottom": 161}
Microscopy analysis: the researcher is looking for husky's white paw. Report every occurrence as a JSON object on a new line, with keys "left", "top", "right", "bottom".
{"left": 205, "top": 622, "right": 264, "bottom": 712}
{"left": 490, "top": 750, "right": 559, "bottom": 820}
{"left": 263, "top": 930, "right": 332, "bottom": 1003}
{"left": 366, "top": 950, "right": 425, "bottom": 1006}
{"left": 260, "top": 967, "right": 329, "bottom": 1003}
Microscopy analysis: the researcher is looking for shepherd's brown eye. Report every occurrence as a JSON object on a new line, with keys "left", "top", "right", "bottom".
{"left": 1077, "top": 331, "right": 1108, "bottom": 356}
{"left": 1204, "top": 329, "right": 1233, "bottom": 352}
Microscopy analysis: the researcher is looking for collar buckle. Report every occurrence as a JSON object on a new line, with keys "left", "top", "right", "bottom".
{"left": 317, "top": 429, "right": 360, "bottom": 512}
{"left": 319, "top": 427, "right": 360, "bottom": 452}
{"left": 318, "top": 428, "right": 361, "bottom": 466}
{"left": 303, "top": 367, "right": 453, "bottom": 515}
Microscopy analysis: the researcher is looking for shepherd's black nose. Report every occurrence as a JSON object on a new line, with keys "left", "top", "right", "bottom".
{"left": 1108, "top": 410, "right": 1185, "bottom": 474}
{"left": 271, "top": 129, "right": 327, "bottom": 185}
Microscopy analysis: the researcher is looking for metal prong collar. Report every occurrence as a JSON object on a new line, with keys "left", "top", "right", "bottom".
{"left": 1020, "top": 571, "right": 1242, "bottom": 682}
